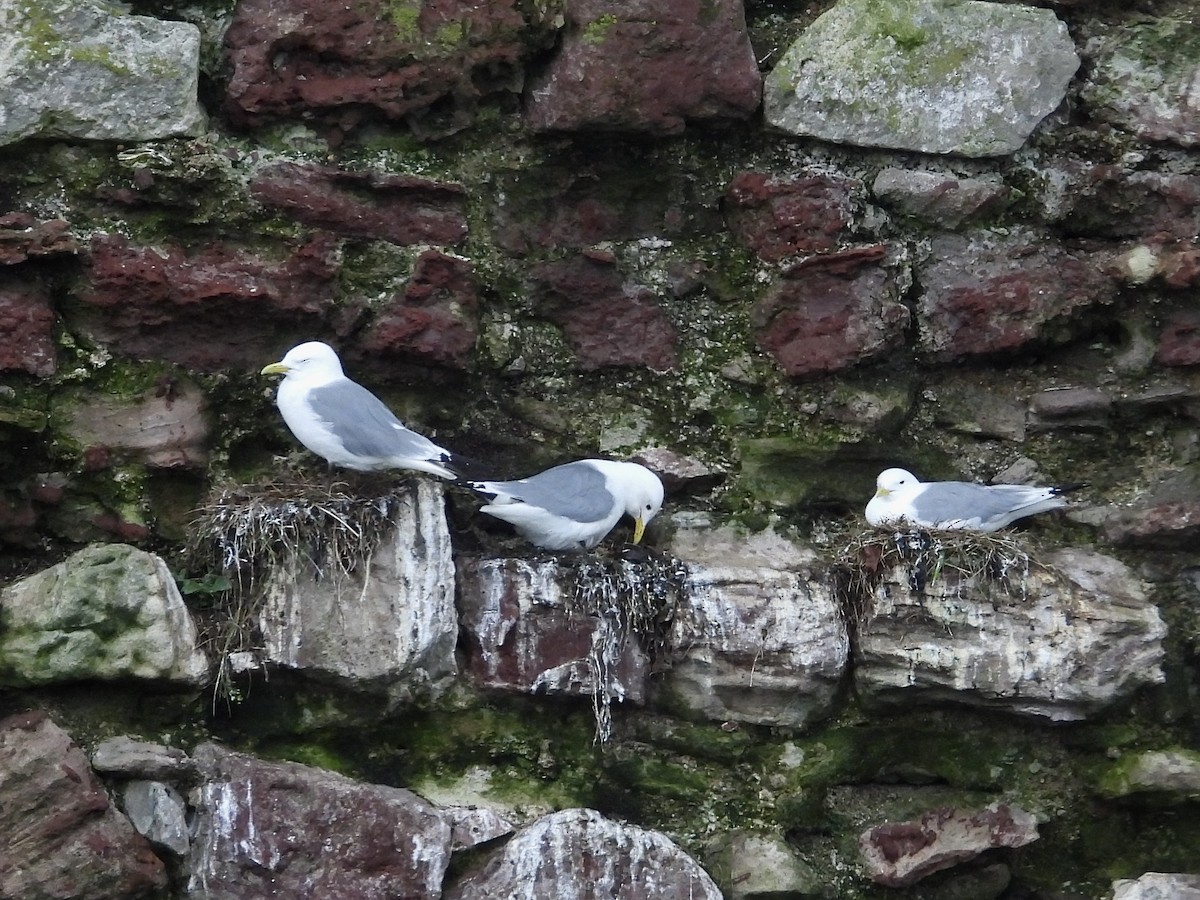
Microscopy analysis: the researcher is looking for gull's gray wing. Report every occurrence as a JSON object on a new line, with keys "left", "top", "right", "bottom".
{"left": 911, "top": 482, "right": 1056, "bottom": 528}
{"left": 484, "top": 462, "right": 614, "bottom": 524}
{"left": 307, "top": 379, "right": 446, "bottom": 460}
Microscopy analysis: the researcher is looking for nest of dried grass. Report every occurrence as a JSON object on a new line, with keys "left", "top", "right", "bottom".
{"left": 560, "top": 548, "right": 690, "bottom": 744}
{"left": 182, "top": 477, "right": 411, "bottom": 707}
{"left": 830, "top": 527, "right": 1042, "bottom": 641}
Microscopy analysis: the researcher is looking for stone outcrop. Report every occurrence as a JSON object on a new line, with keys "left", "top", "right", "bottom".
{"left": 80, "top": 233, "right": 342, "bottom": 371}
{"left": 61, "top": 380, "right": 211, "bottom": 470}
{"left": 764, "top": 0, "right": 1079, "bottom": 156}
{"left": 858, "top": 803, "right": 1039, "bottom": 887}
{"left": 223, "top": 0, "right": 531, "bottom": 132}
{"left": 1099, "top": 749, "right": 1200, "bottom": 802}
{"left": 0, "top": 544, "right": 208, "bottom": 687}
{"left": 188, "top": 743, "right": 453, "bottom": 899}
{"left": 1112, "top": 872, "right": 1200, "bottom": 900}
{"left": 457, "top": 556, "right": 653, "bottom": 704}
{"left": 917, "top": 232, "right": 1116, "bottom": 361}
{"left": 725, "top": 171, "right": 857, "bottom": 262}
{"left": 854, "top": 546, "right": 1167, "bottom": 720}
{"left": 259, "top": 480, "right": 458, "bottom": 695}
{"left": 529, "top": 255, "right": 679, "bottom": 371}
{"left": 0, "top": 0, "right": 205, "bottom": 146}
{"left": 249, "top": 164, "right": 469, "bottom": 247}
{"left": 1081, "top": 20, "right": 1200, "bottom": 147}
{"left": 753, "top": 245, "right": 911, "bottom": 377}
{"left": 524, "top": 0, "right": 761, "bottom": 135}
{"left": 0, "top": 713, "right": 167, "bottom": 899}
{"left": 663, "top": 562, "right": 849, "bottom": 728}
{"left": 444, "top": 807, "right": 723, "bottom": 899}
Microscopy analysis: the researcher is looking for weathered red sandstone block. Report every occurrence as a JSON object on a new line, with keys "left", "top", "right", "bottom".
{"left": 530, "top": 255, "right": 679, "bottom": 371}
{"left": 524, "top": 0, "right": 761, "bottom": 135}
{"left": 725, "top": 171, "right": 856, "bottom": 261}
{"left": 0, "top": 283, "right": 56, "bottom": 376}
{"left": 752, "top": 245, "right": 910, "bottom": 377}
{"left": 456, "top": 557, "right": 650, "bottom": 703}
{"left": 190, "top": 744, "right": 452, "bottom": 899}
{"left": 0, "top": 712, "right": 167, "bottom": 900}
{"left": 859, "top": 803, "right": 1038, "bottom": 888}
{"left": 223, "top": 0, "right": 528, "bottom": 130}
{"left": 0, "top": 213, "right": 77, "bottom": 264}
{"left": 360, "top": 250, "right": 479, "bottom": 369}
{"left": 80, "top": 233, "right": 341, "bottom": 370}
{"left": 917, "top": 232, "right": 1116, "bottom": 361}
{"left": 250, "top": 163, "right": 468, "bottom": 246}
{"left": 1156, "top": 311, "right": 1200, "bottom": 366}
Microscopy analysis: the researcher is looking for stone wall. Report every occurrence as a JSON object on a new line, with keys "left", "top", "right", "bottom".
{"left": 0, "top": 0, "right": 1198, "bottom": 897}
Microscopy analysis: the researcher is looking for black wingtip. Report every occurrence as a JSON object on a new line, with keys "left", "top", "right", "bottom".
{"left": 441, "top": 452, "right": 494, "bottom": 484}
{"left": 1053, "top": 482, "right": 1089, "bottom": 496}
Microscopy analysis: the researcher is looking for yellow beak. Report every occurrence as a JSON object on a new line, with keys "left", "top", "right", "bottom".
{"left": 874, "top": 486, "right": 890, "bottom": 499}
{"left": 260, "top": 362, "right": 289, "bottom": 376}
{"left": 632, "top": 516, "right": 646, "bottom": 544}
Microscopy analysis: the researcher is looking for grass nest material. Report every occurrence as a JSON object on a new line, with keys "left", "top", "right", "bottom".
{"left": 560, "top": 548, "right": 690, "bottom": 744}
{"left": 830, "top": 527, "right": 1044, "bottom": 643}
{"left": 182, "top": 478, "right": 410, "bottom": 707}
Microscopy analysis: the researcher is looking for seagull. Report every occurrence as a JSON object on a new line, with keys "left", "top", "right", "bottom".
{"left": 468, "top": 459, "right": 665, "bottom": 550}
{"left": 260, "top": 341, "right": 459, "bottom": 480}
{"left": 865, "top": 467, "right": 1083, "bottom": 532}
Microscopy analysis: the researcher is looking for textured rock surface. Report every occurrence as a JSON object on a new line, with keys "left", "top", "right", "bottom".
{"left": 0, "top": 713, "right": 167, "bottom": 899}
{"left": 0, "top": 544, "right": 208, "bottom": 687}
{"left": 444, "top": 807, "right": 722, "bottom": 899}
{"left": 764, "top": 0, "right": 1079, "bottom": 155}
{"left": 753, "top": 245, "right": 910, "bottom": 377}
{"left": 855, "top": 547, "right": 1167, "bottom": 720}
{"left": 188, "top": 743, "right": 452, "bottom": 900}
{"left": 359, "top": 249, "right": 480, "bottom": 370}
{"left": 529, "top": 255, "right": 679, "bottom": 371}
{"left": 80, "top": 233, "right": 341, "bottom": 370}
{"left": 725, "top": 171, "right": 857, "bottom": 262}
{"left": 1082, "top": 20, "right": 1200, "bottom": 147}
{"left": 917, "top": 231, "right": 1116, "bottom": 360}
{"left": 664, "top": 563, "right": 849, "bottom": 727}
{"left": 1112, "top": 872, "right": 1200, "bottom": 900}
{"left": 91, "top": 737, "right": 196, "bottom": 782}
{"left": 223, "top": 0, "right": 529, "bottom": 131}
{"left": 121, "top": 780, "right": 190, "bottom": 856}
{"left": 0, "top": 0, "right": 205, "bottom": 146}
{"left": 456, "top": 557, "right": 651, "bottom": 703}
{"left": 524, "top": 0, "right": 761, "bottom": 135}
{"left": 259, "top": 480, "right": 457, "bottom": 693}
{"left": 858, "top": 803, "right": 1038, "bottom": 887}
{"left": 1099, "top": 749, "right": 1200, "bottom": 801}
{"left": 707, "top": 830, "right": 820, "bottom": 899}
{"left": 0, "top": 284, "right": 57, "bottom": 377}
{"left": 61, "top": 381, "right": 210, "bottom": 469}
{"left": 249, "top": 164, "right": 469, "bottom": 246}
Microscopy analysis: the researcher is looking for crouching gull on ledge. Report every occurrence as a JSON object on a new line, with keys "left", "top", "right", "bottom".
{"left": 260, "top": 341, "right": 459, "bottom": 480}
{"left": 865, "top": 467, "right": 1083, "bottom": 532}
{"left": 469, "top": 459, "right": 665, "bottom": 550}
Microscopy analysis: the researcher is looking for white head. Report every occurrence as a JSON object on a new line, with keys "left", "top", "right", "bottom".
{"left": 875, "top": 467, "right": 919, "bottom": 498}
{"left": 261, "top": 341, "right": 345, "bottom": 380}
{"left": 619, "top": 463, "right": 666, "bottom": 544}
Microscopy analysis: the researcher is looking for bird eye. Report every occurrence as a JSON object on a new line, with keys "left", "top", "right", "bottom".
{"left": 645, "top": 503, "right": 653, "bottom": 511}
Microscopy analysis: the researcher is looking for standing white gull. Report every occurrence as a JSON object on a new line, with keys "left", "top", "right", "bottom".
{"left": 469, "top": 459, "right": 665, "bottom": 550}
{"left": 865, "top": 467, "right": 1083, "bottom": 532}
{"left": 260, "top": 341, "right": 459, "bottom": 480}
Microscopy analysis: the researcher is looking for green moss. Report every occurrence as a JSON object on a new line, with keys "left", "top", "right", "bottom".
{"left": 582, "top": 13, "right": 619, "bottom": 44}
{"left": 387, "top": 0, "right": 422, "bottom": 43}
{"left": 864, "top": 0, "right": 927, "bottom": 50}
{"left": 434, "top": 21, "right": 466, "bottom": 50}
